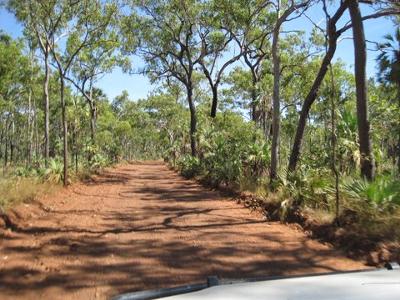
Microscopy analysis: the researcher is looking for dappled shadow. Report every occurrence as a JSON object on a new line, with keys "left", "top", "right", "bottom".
{"left": 0, "top": 230, "right": 350, "bottom": 296}
{"left": 0, "top": 161, "right": 366, "bottom": 299}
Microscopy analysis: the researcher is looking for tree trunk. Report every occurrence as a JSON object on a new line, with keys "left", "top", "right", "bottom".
{"left": 74, "top": 122, "right": 78, "bottom": 173}
{"left": 89, "top": 102, "right": 96, "bottom": 143}
{"left": 210, "top": 85, "right": 218, "bottom": 118}
{"left": 329, "top": 64, "right": 340, "bottom": 225}
{"left": 27, "top": 86, "right": 33, "bottom": 166}
{"left": 187, "top": 84, "right": 197, "bottom": 157}
{"left": 270, "top": 25, "right": 281, "bottom": 182}
{"left": 4, "top": 119, "right": 9, "bottom": 169}
{"left": 88, "top": 86, "right": 96, "bottom": 143}
{"left": 34, "top": 97, "right": 39, "bottom": 164}
{"left": 288, "top": 25, "right": 339, "bottom": 172}
{"left": 251, "top": 87, "right": 258, "bottom": 122}
{"left": 348, "top": 0, "right": 375, "bottom": 180}
{"left": 10, "top": 118, "right": 15, "bottom": 164}
{"left": 0, "top": 122, "right": 4, "bottom": 163}
{"left": 60, "top": 76, "right": 68, "bottom": 186}
{"left": 43, "top": 48, "right": 50, "bottom": 167}
{"left": 287, "top": 1, "right": 349, "bottom": 173}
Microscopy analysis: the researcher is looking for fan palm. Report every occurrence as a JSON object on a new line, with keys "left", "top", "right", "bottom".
{"left": 377, "top": 27, "right": 400, "bottom": 91}
{"left": 377, "top": 27, "right": 400, "bottom": 173}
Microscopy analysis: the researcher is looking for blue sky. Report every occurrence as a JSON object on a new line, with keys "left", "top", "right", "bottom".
{"left": 0, "top": 3, "right": 397, "bottom": 101}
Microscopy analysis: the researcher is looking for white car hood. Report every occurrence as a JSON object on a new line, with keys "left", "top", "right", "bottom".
{"left": 164, "top": 269, "right": 400, "bottom": 300}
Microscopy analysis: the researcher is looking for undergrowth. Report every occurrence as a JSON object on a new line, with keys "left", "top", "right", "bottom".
{"left": 171, "top": 147, "right": 400, "bottom": 247}
{"left": 0, "top": 176, "right": 57, "bottom": 212}
{"left": 0, "top": 155, "right": 115, "bottom": 211}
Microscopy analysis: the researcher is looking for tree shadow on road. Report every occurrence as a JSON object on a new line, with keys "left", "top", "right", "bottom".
{"left": 0, "top": 162, "right": 366, "bottom": 299}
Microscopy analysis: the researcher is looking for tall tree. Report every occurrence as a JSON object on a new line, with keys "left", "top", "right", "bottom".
{"left": 136, "top": 0, "right": 204, "bottom": 157}
{"left": 197, "top": 1, "right": 243, "bottom": 118}
{"left": 288, "top": 1, "right": 348, "bottom": 172}
{"left": 0, "top": 33, "right": 32, "bottom": 167}
{"left": 8, "top": 0, "right": 64, "bottom": 167}
{"left": 288, "top": 0, "right": 399, "bottom": 173}
{"left": 269, "top": 0, "right": 310, "bottom": 181}
{"left": 348, "top": 0, "right": 375, "bottom": 180}
{"left": 65, "top": 6, "right": 122, "bottom": 146}
{"left": 49, "top": 0, "right": 116, "bottom": 185}
{"left": 220, "top": 0, "right": 274, "bottom": 123}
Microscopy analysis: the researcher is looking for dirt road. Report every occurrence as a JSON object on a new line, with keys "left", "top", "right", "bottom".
{"left": 0, "top": 161, "right": 366, "bottom": 299}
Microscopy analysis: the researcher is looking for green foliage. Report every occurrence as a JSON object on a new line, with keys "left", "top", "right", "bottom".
{"left": 342, "top": 176, "right": 400, "bottom": 211}
{"left": 376, "top": 27, "right": 400, "bottom": 86}
{"left": 89, "top": 153, "right": 110, "bottom": 170}
{"left": 201, "top": 130, "right": 243, "bottom": 185}
{"left": 177, "top": 155, "right": 201, "bottom": 178}
{"left": 43, "top": 159, "right": 64, "bottom": 184}
{"left": 279, "top": 167, "right": 332, "bottom": 210}
{"left": 13, "top": 166, "right": 40, "bottom": 178}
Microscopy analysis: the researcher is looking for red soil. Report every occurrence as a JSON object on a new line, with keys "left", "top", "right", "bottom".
{"left": 0, "top": 161, "right": 367, "bottom": 300}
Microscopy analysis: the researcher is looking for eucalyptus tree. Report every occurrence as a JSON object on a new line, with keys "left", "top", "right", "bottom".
{"left": 0, "top": 33, "right": 32, "bottom": 167}
{"left": 342, "top": 0, "right": 398, "bottom": 180}
{"left": 348, "top": 0, "right": 375, "bottom": 180}
{"left": 8, "top": 0, "right": 65, "bottom": 166}
{"left": 135, "top": 0, "right": 205, "bottom": 157}
{"left": 288, "top": 0, "right": 399, "bottom": 175}
{"left": 269, "top": 0, "right": 311, "bottom": 181}
{"left": 65, "top": 3, "right": 122, "bottom": 146}
{"left": 197, "top": 0, "right": 244, "bottom": 118}
{"left": 48, "top": 0, "right": 118, "bottom": 185}
{"left": 223, "top": 0, "right": 275, "bottom": 123}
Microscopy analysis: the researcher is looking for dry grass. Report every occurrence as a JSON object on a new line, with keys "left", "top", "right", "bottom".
{"left": 303, "top": 207, "right": 335, "bottom": 225}
{"left": 0, "top": 177, "right": 58, "bottom": 212}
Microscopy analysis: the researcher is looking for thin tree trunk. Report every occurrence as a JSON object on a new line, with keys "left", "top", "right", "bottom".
{"left": 27, "top": 85, "right": 33, "bottom": 166}
{"left": 348, "top": 0, "right": 375, "bottom": 180}
{"left": 288, "top": 1, "right": 348, "bottom": 173}
{"left": 187, "top": 84, "right": 197, "bottom": 157}
{"left": 10, "top": 118, "right": 15, "bottom": 165}
{"left": 34, "top": 97, "right": 39, "bottom": 164}
{"left": 74, "top": 123, "right": 78, "bottom": 173}
{"left": 89, "top": 102, "right": 96, "bottom": 142}
{"left": 4, "top": 118, "right": 9, "bottom": 170}
{"left": 87, "top": 85, "right": 96, "bottom": 143}
{"left": 210, "top": 85, "right": 218, "bottom": 118}
{"left": 270, "top": 23, "right": 281, "bottom": 182}
{"left": 43, "top": 48, "right": 50, "bottom": 167}
{"left": 288, "top": 44, "right": 338, "bottom": 171}
{"left": 60, "top": 76, "right": 68, "bottom": 186}
{"left": 0, "top": 121, "right": 4, "bottom": 163}
{"left": 288, "top": 26, "right": 339, "bottom": 172}
{"left": 251, "top": 86, "right": 258, "bottom": 122}
{"left": 329, "top": 64, "right": 340, "bottom": 225}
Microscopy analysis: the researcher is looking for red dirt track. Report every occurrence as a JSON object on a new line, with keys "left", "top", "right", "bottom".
{"left": 0, "top": 161, "right": 367, "bottom": 299}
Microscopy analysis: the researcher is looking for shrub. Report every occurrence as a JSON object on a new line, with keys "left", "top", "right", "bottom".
{"left": 89, "top": 153, "right": 109, "bottom": 170}
{"left": 42, "top": 159, "right": 64, "bottom": 184}
{"left": 177, "top": 155, "right": 202, "bottom": 178}
{"left": 201, "top": 131, "right": 243, "bottom": 186}
{"left": 244, "top": 141, "right": 270, "bottom": 177}
{"left": 277, "top": 167, "right": 332, "bottom": 209}
{"left": 342, "top": 175, "right": 400, "bottom": 212}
